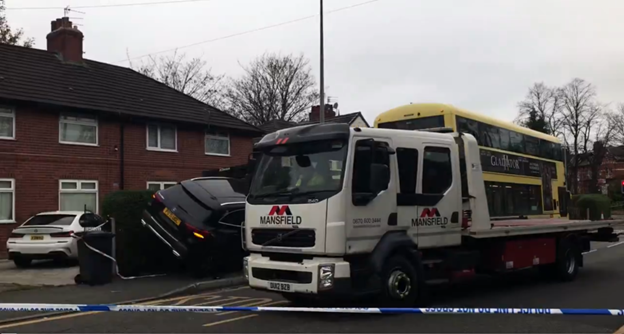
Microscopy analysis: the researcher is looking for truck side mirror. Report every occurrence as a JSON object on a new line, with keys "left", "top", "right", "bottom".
{"left": 369, "top": 163, "right": 389, "bottom": 193}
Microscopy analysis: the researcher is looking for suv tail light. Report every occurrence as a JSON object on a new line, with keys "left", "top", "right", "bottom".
{"left": 184, "top": 224, "right": 211, "bottom": 239}
{"left": 50, "top": 231, "right": 74, "bottom": 238}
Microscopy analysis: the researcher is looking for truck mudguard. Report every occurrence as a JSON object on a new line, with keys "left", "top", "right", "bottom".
{"left": 369, "top": 231, "right": 418, "bottom": 274}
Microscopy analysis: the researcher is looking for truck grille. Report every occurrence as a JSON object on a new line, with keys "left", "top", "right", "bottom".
{"left": 251, "top": 228, "right": 315, "bottom": 248}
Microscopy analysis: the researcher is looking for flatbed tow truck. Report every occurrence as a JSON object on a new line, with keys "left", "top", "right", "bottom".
{"left": 242, "top": 123, "right": 624, "bottom": 306}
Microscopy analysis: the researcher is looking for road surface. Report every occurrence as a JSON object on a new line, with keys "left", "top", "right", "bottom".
{"left": 2, "top": 241, "right": 624, "bottom": 333}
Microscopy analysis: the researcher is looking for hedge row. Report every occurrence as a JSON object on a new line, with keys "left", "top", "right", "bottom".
{"left": 570, "top": 194, "right": 611, "bottom": 220}
{"left": 102, "top": 190, "right": 181, "bottom": 276}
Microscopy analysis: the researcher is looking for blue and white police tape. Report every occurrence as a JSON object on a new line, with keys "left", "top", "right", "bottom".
{"left": 1, "top": 304, "right": 624, "bottom": 315}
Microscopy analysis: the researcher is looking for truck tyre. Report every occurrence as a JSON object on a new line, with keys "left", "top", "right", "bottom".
{"left": 380, "top": 255, "right": 421, "bottom": 307}
{"left": 539, "top": 237, "right": 579, "bottom": 282}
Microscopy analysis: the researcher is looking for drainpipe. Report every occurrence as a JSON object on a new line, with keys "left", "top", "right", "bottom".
{"left": 119, "top": 120, "right": 125, "bottom": 190}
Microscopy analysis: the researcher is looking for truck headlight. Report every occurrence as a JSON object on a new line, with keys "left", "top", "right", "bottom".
{"left": 243, "top": 257, "right": 249, "bottom": 280}
{"left": 318, "top": 264, "right": 335, "bottom": 290}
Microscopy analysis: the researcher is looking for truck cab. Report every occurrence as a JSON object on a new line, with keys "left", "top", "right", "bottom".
{"left": 243, "top": 123, "right": 615, "bottom": 306}
{"left": 244, "top": 123, "right": 484, "bottom": 301}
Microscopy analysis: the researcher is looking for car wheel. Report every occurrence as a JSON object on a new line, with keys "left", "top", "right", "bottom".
{"left": 14, "top": 258, "right": 32, "bottom": 268}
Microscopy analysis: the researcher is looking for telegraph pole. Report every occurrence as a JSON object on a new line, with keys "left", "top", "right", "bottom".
{"left": 319, "top": 0, "right": 325, "bottom": 124}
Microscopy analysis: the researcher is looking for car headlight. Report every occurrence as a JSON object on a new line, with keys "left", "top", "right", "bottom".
{"left": 243, "top": 257, "right": 249, "bottom": 280}
{"left": 318, "top": 264, "right": 335, "bottom": 290}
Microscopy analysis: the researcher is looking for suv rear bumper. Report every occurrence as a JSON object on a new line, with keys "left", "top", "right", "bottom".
{"left": 245, "top": 253, "right": 352, "bottom": 295}
{"left": 141, "top": 210, "right": 188, "bottom": 259}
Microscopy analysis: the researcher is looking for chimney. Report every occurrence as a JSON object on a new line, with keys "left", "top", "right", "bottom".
{"left": 46, "top": 17, "right": 84, "bottom": 63}
{"left": 309, "top": 104, "right": 336, "bottom": 122}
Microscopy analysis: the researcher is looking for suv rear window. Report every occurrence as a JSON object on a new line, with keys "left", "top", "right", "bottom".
{"left": 23, "top": 215, "right": 76, "bottom": 226}
{"left": 195, "top": 179, "right": 248, "bottom": 197}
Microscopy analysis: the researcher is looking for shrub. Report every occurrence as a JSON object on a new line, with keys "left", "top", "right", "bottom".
{"left": 102, "top": 190, "right": 180, "bottom": 276}
{"left": 570, "top": 194, "right": 611, "bottom": 220}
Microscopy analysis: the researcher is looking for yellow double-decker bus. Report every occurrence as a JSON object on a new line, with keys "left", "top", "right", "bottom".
{"left": 374, "top": 103, "right": 568, "bottom": 219}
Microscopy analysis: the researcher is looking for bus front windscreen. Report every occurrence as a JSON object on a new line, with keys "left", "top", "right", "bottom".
{"left": 377, "top": 115, "right": 445, "bottom": 130}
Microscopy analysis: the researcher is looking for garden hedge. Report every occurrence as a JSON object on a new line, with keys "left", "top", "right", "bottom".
{"left": 570, "top": 194, "right": 611, "bottom": 220}
{"left": 102, "top": 190, "right": 180, "bottom": 276}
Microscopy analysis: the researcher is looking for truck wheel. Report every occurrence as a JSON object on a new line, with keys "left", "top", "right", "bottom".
{"left": 380, "top": 255, "right": 421, "bottom": 307}
{"left": 540, "top": 238, "right": 579, "bottom": 282}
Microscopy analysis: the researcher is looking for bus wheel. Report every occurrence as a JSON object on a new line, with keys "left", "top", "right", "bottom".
{"left": 380, "top": 255, "right": 420, "bottom": 307}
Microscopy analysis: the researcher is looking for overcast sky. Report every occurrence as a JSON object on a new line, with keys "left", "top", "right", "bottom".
{"left": 6, "top": 0, "right": 624, "bottom": 125}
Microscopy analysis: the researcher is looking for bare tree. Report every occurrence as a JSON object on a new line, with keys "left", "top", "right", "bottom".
{"left": 559, "top": 78, "right": 599, "bottom": 193}
{"left": 606, "top": 103, "right": 624, "bottom": 147}
{"left": 0, "top": 0, "right": 34, "bottom": 47}
{"left": 129, "top": 50, "right": 226, "bottom": 109}
{"left": 222, "top": 52, "right": 319, "bottom": 126}
{"left": 516, "top": 82, "right": 563, "bottom": 137}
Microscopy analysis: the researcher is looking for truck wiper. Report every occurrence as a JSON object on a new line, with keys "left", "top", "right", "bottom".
{"left": 261, "top": 228, "right": 301, "bottom": 247}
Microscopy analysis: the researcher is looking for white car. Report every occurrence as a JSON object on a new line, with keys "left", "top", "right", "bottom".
{"left": 6, "top": 211, "right": 105, "bottom": 268}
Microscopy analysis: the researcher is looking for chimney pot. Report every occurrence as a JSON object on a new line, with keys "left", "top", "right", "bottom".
{"left": 46, "top": 17, "right": 84, "bottom": 63}
{"left": 309, "top": 104, "right": 336, "bottom": 122}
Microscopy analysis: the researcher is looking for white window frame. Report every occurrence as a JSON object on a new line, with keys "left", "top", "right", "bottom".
{"left": 146, "top": 181, "right": 177, "bottom": 191}
{"left": 0, "top": 106, "right": 15, "bottom": 140}
{"left": 0, "top": 178, "right": 15, "bottom": 224}
{"left": 58, "top": 180, "right": 99, "bottom": 214}
{"left": 205, "top": 130, "right": 231, "bottom": 157}
{"left": 59, "top": 113, "right": 99, "bottom": 147}
{"left": 146, "top": 123, "right": 178, "bottom": 152}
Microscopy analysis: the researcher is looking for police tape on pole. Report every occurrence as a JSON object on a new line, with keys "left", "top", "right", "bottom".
{"left": 0, "top": 304, "right": 623, "bottom": 315}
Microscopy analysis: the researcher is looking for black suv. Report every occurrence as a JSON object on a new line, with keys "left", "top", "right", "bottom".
{"left": 142, "top": 177, "right": 248, "bottom": 277}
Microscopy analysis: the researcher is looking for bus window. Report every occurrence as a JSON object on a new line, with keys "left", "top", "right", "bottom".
{"left": 456, "top": 116, "right": 480, "bottom": 142}
{"left": 509, "top": 131, "right": 524, "bottom": 154}
{"left": 525, "top": 136, "right": 539, "bottom": 156}
{"left": 378, "top": 116, "right": 444, "bottom": 130}
{"left": 499, "top": 129, "right": 511, "bottom": 151}
{"left": 480, "top": 124, "right": 501, "bottom": 149}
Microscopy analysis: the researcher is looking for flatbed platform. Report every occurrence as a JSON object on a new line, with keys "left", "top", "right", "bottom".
{"left": 464, "top": 218, "right": 624, "bottom": 238}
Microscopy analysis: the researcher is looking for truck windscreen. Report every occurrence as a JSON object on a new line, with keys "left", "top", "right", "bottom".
{"left": 247, "top": 139, "right": 348, "bottom": 204}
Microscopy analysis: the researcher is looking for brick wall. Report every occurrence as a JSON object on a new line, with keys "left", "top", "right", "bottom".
{"left": 0, "top": 104, "right": 254, "bottom": 257}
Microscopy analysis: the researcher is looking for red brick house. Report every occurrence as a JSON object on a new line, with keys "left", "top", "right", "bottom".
{"left": 575, "top": 146, "right": 624, "bottom": 195}
{"left": 257, "top": 104, "right": 370, "bottom": 135}
{"left": 0, "top": 17, "right": 263, "bottom": 257}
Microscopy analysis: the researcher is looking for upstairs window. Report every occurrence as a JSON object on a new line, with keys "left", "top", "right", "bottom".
{"left": 0, "top": 107, "right": 15, "bottom": 140}
{"left": 60, "top": 113, "right": 98, "bottom": 146}
{"left": 147, "top": 124, "right": 177, "bottom": 151}
{"left": 205, "top": 130, "right": 230, "bottom": 156}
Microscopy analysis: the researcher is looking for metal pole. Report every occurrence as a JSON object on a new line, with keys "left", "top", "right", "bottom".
{"left": 319, "top": 0, "right": 325, "bottom": 124}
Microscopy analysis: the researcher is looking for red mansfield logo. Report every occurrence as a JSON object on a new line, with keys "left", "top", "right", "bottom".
{"left": 261, "top": 206, "right": 302, "bottom": 225}
{"left": 412, "top": 208, "right": 448, "bottom": 227}
{"left": 420, "top": 208, "right": 440, "bottom": 218}
{"left": 268, "top": 206, "right": 292, "bottom": 216}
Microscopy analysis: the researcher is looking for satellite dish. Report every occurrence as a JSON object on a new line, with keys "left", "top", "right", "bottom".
{"left": 333, "top": 102, "right": 339, "bottom": 109}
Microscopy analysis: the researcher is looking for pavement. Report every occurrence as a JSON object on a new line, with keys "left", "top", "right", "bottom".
{"left": 1, "top": 241, "right": 624, "bottom": 333}
{"left": 0, "top": 259, "right": 78, "bottom": 287}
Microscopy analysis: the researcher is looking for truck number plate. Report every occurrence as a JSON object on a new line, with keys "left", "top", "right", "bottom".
{"left": 268, "top": 282, "right": 292, "bottom": 292}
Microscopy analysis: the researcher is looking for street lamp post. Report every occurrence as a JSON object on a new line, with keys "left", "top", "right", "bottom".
{"left": 319, "top": 0, "right": 325, "bottom": 124}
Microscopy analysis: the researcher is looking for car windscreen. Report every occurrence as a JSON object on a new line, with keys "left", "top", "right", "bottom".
{"left": 23, "top": 214, "right": 76, "bottom": 226}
